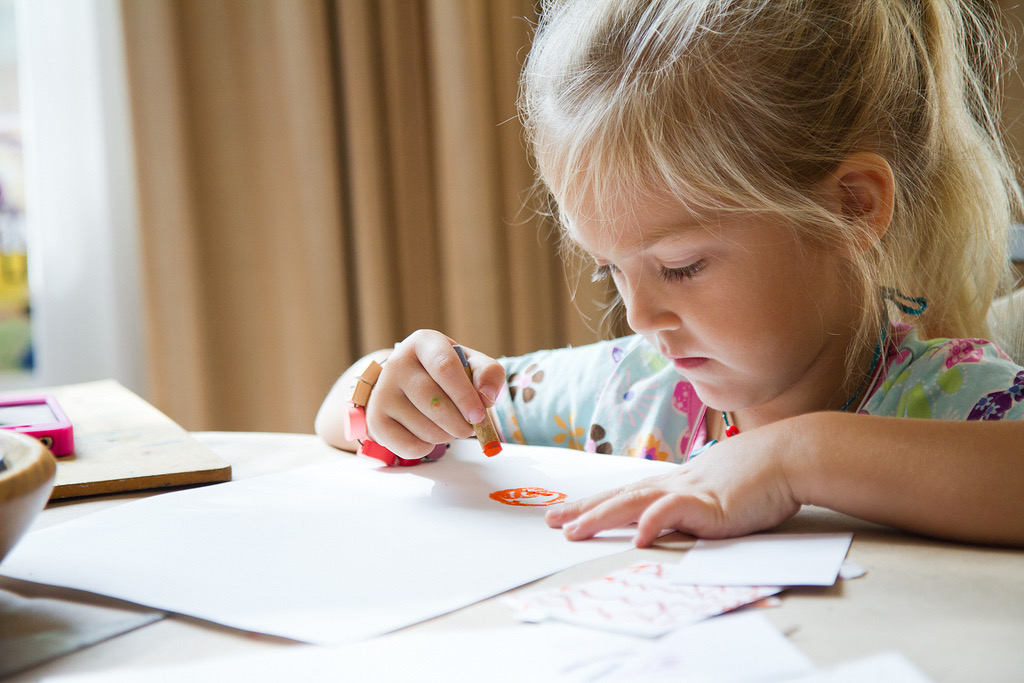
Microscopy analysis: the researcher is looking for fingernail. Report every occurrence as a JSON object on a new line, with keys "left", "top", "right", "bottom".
{"left": 466, "top": 407, "right": 484, "bottom": 424}
{"left": 563, "top": 522, "right": 578, "bottom": 536}
{"left": 480, "top": 386, "right": 498, "bottom": 405}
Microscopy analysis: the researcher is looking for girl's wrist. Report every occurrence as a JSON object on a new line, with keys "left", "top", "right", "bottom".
{"left": 782, "top": 410, "right": 870, "bottom": 511}
{"left": 771, "top": 411, "right": 830, "bottom": 509}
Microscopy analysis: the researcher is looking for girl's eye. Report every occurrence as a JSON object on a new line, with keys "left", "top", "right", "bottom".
{"left": 660, "top": 259, "right": 706, "bottom": 282}
{"left": 591, "top": 264, "right": 619, "bottom": 282}
{"left": 593, "top": 260, "right": 706, "bottom": 283}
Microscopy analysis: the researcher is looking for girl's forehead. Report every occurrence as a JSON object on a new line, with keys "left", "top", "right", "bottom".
{"left": 562, "top": 192, "right": 714, "bottom": 256}
{"left": 562, "top": 186, "right": 808, "bottom": 261}
{"left": 562, "top": 181, "right": 725, "bottom": 239}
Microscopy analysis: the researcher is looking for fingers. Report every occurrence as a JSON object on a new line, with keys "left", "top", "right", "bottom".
{"left": 372, "top": 392, "right": 467, "bottom": 456}
{"left": 545, "top": 473, "right": 726, "bottom": 546}
{"left": 404, "top": 332, "right": 499, "bottom": 422}
{"left": 546, "top": 471, "right": 676, "bottom": 528}
{"left": 463, "top": 348, "right": 506, "bottom": 407}
{"left": 633, "top": 493, "right": 721, "bottom": 546}
{"left": 364, "top": 330, "right": 504, "bottom": 459}
{"left": 544, "top": 486, "right": 624, "bottom": 529}
{"left": 389, "top": 366, "right": 476, "bottom": 439}
{"left": 546, "top": 486, "right": 665, "bottom": 541}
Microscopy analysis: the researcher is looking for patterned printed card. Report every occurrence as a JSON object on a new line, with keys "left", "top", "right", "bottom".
{"left": 503, "top": 563, "right": 782, "bottom": 638}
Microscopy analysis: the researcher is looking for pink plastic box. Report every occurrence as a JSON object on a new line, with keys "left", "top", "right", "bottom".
{"left": 0, "top": 393, "right": 74, "bottom": 456}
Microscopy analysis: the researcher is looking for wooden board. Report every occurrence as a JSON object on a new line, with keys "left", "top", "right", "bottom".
{"left": 1, "top": 380, "right": 232, "bottom": 499}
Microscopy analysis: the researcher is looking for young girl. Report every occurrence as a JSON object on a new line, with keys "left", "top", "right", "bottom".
{"left": 317, "top": 0, "right": 1024, "bottom": 547}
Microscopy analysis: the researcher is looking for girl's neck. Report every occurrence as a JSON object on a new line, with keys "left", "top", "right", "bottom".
{"left": 713, "top": 329, "right": 884, "bottom": 438}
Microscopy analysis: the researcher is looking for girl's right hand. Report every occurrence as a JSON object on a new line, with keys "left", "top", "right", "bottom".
{"left": 365, "top": 330, "right": 505, "bottom": 458}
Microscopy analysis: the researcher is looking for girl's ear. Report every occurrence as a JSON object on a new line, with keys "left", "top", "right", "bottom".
{"left": 822, "top": 152, "right": 895, "bottom": 254}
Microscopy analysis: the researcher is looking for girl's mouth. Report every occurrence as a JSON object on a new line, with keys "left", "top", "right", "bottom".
{"left": 673, "top": 357, "right": 708, "bottom": 370}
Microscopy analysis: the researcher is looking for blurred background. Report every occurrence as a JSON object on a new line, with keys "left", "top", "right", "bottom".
{"left": 0, "top": 0, "right": 1020, "bottom": 434}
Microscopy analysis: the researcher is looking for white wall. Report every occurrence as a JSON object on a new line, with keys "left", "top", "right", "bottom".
{"left": 11, "top": 0, "right": 146, "bottom": 395}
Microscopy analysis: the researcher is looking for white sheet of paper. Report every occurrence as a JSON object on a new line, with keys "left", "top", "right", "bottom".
{"left": 39, "top": 624, "right": 634, "bottom": 683}
{"left": 1, "top": 441, "right": 677, "bottom": 645}
{"left": 41, "top": 613, "right": 815, "bottom": 683}
{"left": 586, "top": 612, "right": 814, "bottom": 682}
{"left": 673, "top": 533, "right": 854, "bottom": 586}
{"left": 782, "top": 651, "right": 933, "bottom": 683}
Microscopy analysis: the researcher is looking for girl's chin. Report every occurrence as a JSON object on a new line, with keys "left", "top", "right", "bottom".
{"left": 679, "top": 380, "right": 751, "bottom": 414}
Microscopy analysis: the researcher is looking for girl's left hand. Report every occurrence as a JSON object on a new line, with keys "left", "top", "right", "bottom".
{"left": 545, "top": 427, "right": 801, "bottom": 545}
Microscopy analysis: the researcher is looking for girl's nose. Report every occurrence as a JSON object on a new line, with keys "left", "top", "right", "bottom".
{"left": 623, "top": 280, "right": 680, "bottom": 334}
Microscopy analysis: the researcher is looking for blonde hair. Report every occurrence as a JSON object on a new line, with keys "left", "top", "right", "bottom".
{"left": 521, "top": 0, "right": 1023, "bottom": 360}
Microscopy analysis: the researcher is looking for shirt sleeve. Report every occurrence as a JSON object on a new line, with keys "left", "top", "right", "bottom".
{"left": 491, "top": 335, "right": 704, "bottom": 463}
{"left": 492, "top": 338, "right": 625, "bottom": 450}
{"left": 865, "top": 331, "right": 1024, "bottom": 421}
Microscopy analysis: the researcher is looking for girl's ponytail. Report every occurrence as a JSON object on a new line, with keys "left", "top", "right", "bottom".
{"left": 896, "top": 0, "right": 1021, "bottom": 340}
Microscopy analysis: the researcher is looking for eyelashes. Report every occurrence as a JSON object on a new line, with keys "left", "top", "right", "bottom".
{"left": 591, "top": 259, "right": 707, "bottom": 283}
{"left": 661, "top": 259, "right": 707, "bottom": 281}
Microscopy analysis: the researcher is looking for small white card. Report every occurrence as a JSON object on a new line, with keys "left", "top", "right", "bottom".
{"left": 673, "top": 533, "right": 854, "bottom": 587}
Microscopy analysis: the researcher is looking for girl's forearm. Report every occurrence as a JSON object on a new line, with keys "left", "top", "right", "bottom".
{"left": 786, "top": 412, "right": 1024, "bottom": 546}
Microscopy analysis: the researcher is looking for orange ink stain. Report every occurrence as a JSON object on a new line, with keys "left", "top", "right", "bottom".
{"left": 489, "top": 487, "right": 567, "bottom": 506}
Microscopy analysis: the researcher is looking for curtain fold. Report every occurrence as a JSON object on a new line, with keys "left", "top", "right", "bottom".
{"left": 121, "top": 0, "right": 611, "bottom": 433}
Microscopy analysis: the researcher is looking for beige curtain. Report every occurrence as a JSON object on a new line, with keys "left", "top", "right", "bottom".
{"left": 121, "top": 0, "right": 611, "bottom": 433}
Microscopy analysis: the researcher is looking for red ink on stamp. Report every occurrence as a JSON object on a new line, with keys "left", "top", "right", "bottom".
{"left": 489, "top": 487, "right": 567, "bottom": 506}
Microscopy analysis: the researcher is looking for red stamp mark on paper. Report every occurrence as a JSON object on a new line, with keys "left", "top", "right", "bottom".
{"left": 489, "top": 487, "right": 567, "bottom": 506}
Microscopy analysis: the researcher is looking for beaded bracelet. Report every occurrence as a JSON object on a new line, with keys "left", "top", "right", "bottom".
{"left": 343, "top": 359, "right": 445, "bottom": 467}
{"left": 343, "top": 360, "right": 383, "bottom": 443}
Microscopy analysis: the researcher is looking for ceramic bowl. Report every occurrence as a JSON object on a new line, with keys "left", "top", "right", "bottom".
{"left": 0, "top": 431, "right": 56, "bottom": 565}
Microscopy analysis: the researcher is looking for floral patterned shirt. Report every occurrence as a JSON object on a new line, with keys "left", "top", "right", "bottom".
{"left": 491, "top": 324, "right": 1024, "bottom": 464}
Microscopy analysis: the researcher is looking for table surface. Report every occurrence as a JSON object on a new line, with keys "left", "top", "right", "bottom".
{"left": 6, "top": 432, "right": 1024, "bottom": 682}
